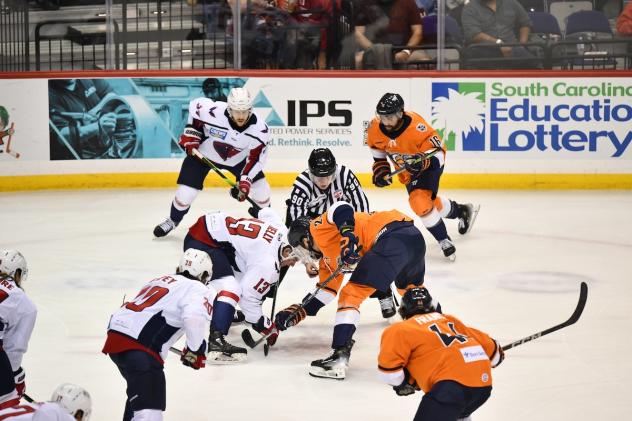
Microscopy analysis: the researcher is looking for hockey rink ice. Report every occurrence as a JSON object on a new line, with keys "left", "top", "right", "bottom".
{"left": 2, "top": 187, "right": 631, "bottom": 421}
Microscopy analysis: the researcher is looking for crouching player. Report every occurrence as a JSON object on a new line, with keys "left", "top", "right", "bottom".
{"left": 0, "top": 383, "right": 92, "bottom": 420}
{"left": 276, "top": 201, "right": 429, "bottom": 380}
{"left": 378, "top": 287, "right": 504, "bottom": 421}
{"left": 102, "top": 249, "right": 216, "bottom": 421}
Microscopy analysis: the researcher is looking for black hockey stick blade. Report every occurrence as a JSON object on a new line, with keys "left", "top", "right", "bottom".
{"left": 263, "top": 343, "right": 270, "bottom": 357}
{"left": 23, "top": 393, "right": 35, "bottom": 403}
{"left": 502, "top": 281, "right": 588, "bottom": 351}
{"left": 241, "top": 328, "right": 267, "bottom": 349}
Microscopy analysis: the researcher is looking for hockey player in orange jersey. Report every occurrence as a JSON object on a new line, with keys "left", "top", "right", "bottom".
{"left": 367, "top": 93, "right": 480, "bottom": 261}
{"left": 275, "top": 201, "right": 428, "bottom": 380}
{"left": 378, "top": 287, "right": 504, "bottom": 421}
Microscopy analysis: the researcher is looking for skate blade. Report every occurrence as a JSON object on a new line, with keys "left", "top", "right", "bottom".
{"left": 207, "top": 351, "right": 248, "bottom": 364}
{"left": 461, "top": 204, "right": 481, "bottom": 235}
{"left": 308, "top": 366, "right": 346, "bottom": 380}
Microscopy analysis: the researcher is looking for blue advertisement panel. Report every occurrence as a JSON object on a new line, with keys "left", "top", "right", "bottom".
{"left": 48, "top": 77, "right": 246, "bottom": 160}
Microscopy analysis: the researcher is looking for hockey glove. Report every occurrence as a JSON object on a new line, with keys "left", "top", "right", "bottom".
{"left": 403, "top": 154, "right": 431, "bottom": 175}
{"left": 490, "top": 339, "right": 505, "bottom": 368}
{"left": 339, "top": 224, "right": 361, "bottom": 267}
{"left": 237, "top": 175, "right": 252, "bottom": 202}
{"left": 253, "top": 316, "right": 280, "bottom": 347}
{"left": 274, "top": 304, "right": 307, "bottom": 331}
{"left": 181, "top": 342, "right": 207, "bottom": 370}
{"left": 372, "top": 160, "right": 392, "bottom": 188}
{"left": 179, "top": 126, "right": 203, "bottom": 155}
{"left": 13, "top": 368, "right": 25, "bottom": 398}
{"left": 392, "top": 368, "right": 420, "bottom": 396}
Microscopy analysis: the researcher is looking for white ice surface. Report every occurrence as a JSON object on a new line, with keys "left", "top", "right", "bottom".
{"left": 1, "top": 188, "right": 631, "bottom": 421}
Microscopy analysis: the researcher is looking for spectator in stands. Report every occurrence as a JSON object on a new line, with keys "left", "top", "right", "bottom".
{"left": 353, "top": 0, "right": 429, "bottom": 69}
{"left": 616, "top": 1, "right": 632, "bottom": 35}
{"left": 278, "top": 0, "right": 337, "bottom": 69}
{"left": 461, "top": 0, "right": 538, "bottom": 69}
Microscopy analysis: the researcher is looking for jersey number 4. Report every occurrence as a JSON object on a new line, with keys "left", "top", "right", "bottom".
{"left": 429, "top": 322, "right": 469, "bottom": 347}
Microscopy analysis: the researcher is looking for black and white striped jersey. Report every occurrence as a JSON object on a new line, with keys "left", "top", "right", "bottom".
{"left": 285, "top": 165, "right": 370, "bottom": 225}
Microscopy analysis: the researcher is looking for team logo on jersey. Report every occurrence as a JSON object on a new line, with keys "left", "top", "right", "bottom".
{"left": 431, "top": 82, "right": 486, "bottom": 152}
{"left": 213, "top": 142, "right": 241, "bottom": 160}
{"left": 208, "top": 127, "right": 227, "bottom": 140}
{"left": 387, "top": 138, "right": 397, "bottom": 148}
{"left": 195, "top": 102, "right": 202, "bottom": 117}
{"left": 416, "top": 123, "right": 427, "bottom": 132}
{"left": 209, "top": 106, "right": 217, "bottom": 118}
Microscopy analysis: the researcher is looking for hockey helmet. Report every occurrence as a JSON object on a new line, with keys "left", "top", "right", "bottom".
{"left": 288, "top": 217, "right": 322, "bottom": 259}
{"left": 0, "top": 249, "right": 28, "bottom": 285}
{"left": 177, "top": 249, "right": 213, "bottom": 285}
{"left": 227, "top": 87, "right": 253, "bottom": 125}
{"left": 308, "top": 148, "right": 337, "bottom": 178}
{"left": 51, "top": 383, "right": 92, "bottom": 421}
{"left": 398, "top": 287, "right": 435, "bottom": 319}
{"left": 376, "top": 93, "right": 404, "bottom": 116}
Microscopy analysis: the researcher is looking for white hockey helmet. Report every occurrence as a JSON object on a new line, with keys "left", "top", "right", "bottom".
{"left": 177, "top": 249, "right": 213, "bottom": 284}
{"left": 51, "top": 383, "right": 92, "bottom": 421}
{"left": 227, "top": 87, "right": 253, "bottom": 124}
{"left": 0, "top": 249, "right": 28, "bottom": 285}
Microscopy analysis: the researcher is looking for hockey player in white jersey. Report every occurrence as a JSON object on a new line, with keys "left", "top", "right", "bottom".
{"left": 154, "top": 87, "right": 272, "bottom": 237}
{"left": 0, "top": 250, "right": 37, "bottom": 410}
{"left": 183, "top": 207, "right": 299, "bottom": 362}
{"left": 102, "top": 249, "right": 216, "bottom": 421}
{"left": 284, "top": 148, "right": 397, "bottom": 319}
{"left": 0, "top": 383, "right": 92, "bottom": 420}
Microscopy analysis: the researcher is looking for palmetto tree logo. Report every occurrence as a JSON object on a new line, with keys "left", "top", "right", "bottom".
{"left": 431, "top": 83, "right": 486, "bottom": 151}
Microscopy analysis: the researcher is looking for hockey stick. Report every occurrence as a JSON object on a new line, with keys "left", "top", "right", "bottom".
{"left": 5, "top": 123, "right": 19, "bottom": 159}
{"left": 191, "top": 148, "right": 261, "bottom": 211}
{"left": 385, "top": 148, "right": 442, "bottom": 181}
{"left": 169, "top": 346, "right": 182, "bottom": 356}
{"left": 23, "top": 393, "right": 35, "bottom": 403}
{"left": 241, "top": 263, "right": 346, "bottom": 352}
{"left": 501, "top": 281, "right": 588, "bottom": 351}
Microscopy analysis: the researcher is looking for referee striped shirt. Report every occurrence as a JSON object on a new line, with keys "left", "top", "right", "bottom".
{"left": 285, "top": 165, "right": 370, "bottom": 225}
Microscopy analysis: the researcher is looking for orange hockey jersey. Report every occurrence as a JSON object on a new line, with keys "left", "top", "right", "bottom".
{"left": 310, "top": 209, "right": 412, "bottom": 292}
{"left": 378, "top": 312, "right": 497, "bottom": 393}
{"left": 366, "top": 111, "right": 446, "bottom": 185}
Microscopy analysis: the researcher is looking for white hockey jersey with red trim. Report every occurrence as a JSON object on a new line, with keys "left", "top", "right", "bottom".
{"left": 104, "top": 274, "right": 216, "bottom": 362}
{"left": 188, "top": 97, "right": 270, "bottom": 179}
{"left": 0, "top": 402, "right": 74, "bottom": 420}
{"left": 0, "top": 276, "right": 37, "bottom": 371}
{"left": 188, "top": 209, "right": 286, "bottom": 323}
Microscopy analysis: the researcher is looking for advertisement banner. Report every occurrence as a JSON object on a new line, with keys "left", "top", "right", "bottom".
{"left": 1, "top": 75, "right": 631, "bottom": 182}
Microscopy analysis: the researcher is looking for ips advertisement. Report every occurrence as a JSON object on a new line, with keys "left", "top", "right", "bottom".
{"left": 0, "top": 75, "right": 630, "bottom": 182}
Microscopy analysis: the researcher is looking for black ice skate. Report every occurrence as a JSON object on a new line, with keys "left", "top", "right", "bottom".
{"left": 207, "top": 329, "right": 247, "bottom": 364}
{"left": 457, "top": 203, "right": 480, "bottom": 235}
{"left": 153, "top": 217, "right": 177, "bottom": 238}
{"left": 439, "top": 239, "right": 456, "bottom": 262}
{"left": 309, "top": 340, "right": 355, "bottom": 380}
{"left": 378, "top": 293, "right": 397, "bottom": 319}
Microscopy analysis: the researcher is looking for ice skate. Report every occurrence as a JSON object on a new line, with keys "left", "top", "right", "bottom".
{"left": 439, "top": 239, "right": 456, "bottom": 262}
{"left": 457, "top": 203, "right": 480, "bottom": 235}
{"left": 153, "top": 217, "right": 177, "bottom": 238}
{"left": 378, "top": 293, "right": 397, "bottom": 319}
{"left": 309, "top": 340, "right": 355, "bottom": 380}
{"left": 207, "top": 329, "right": 247, "bottom": 364}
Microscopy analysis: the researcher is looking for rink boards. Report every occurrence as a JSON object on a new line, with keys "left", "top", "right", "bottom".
{"left": 0, "top": 72, "right": 630, "bottom": 190}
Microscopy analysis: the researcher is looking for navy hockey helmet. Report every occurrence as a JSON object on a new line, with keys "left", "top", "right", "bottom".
{"left": 288, "top": 217, "right": 322, "bottom": 259}
{"left": 308, "top": 148, "right": 337, "bottom": 177}
{"left": 376, "top": 93, "right": 404, "bottom": 116}
{"left": 399, "top": 287, "right": 435, "bottom": 319}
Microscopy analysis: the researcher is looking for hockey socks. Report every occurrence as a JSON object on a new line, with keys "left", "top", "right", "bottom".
{"left": 211, "top": 300, "right": 236, "bottom": 335}
{"left": 426, "top": 219, "right": 450, "bottom": 243}
{"left": 169, "top": 200, "right": 189, "bottom": 225}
